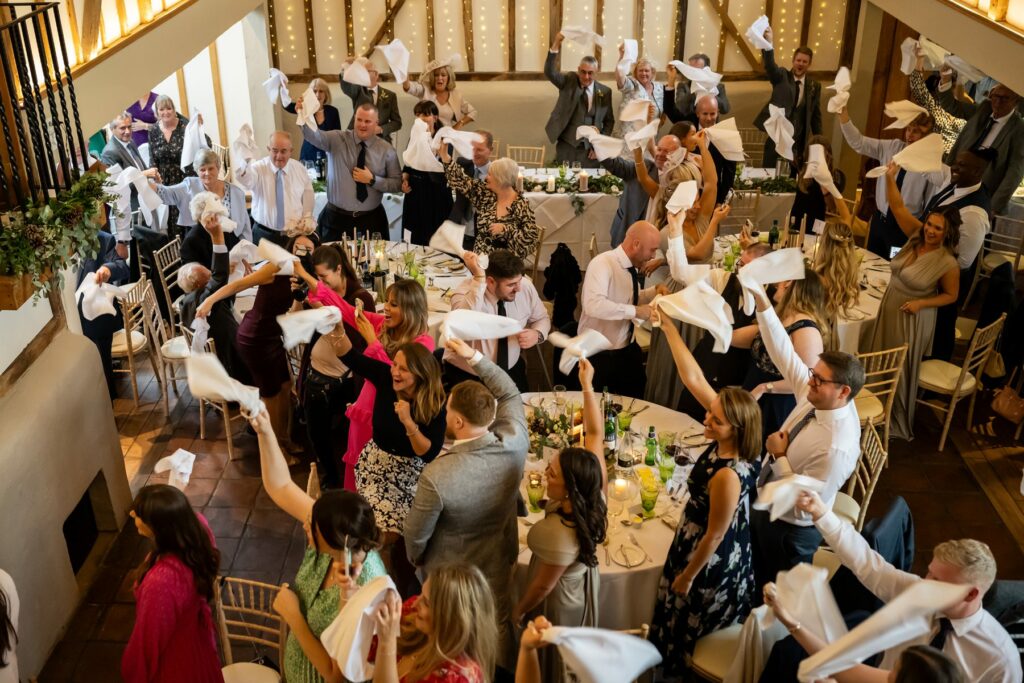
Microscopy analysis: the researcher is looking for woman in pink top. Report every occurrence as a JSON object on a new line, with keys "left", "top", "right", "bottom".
{"left": 122, "top": 485, "right": 222, "bottom": 683}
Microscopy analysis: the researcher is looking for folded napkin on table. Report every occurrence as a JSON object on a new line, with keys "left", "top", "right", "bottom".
{"left": 798, "top": 580, "right": 972, "bottom": 682}
{"left": 440, "top": 309, "right": 524, "bottom": 344}
{"left": 772, "top": 563, "right": 848, "bottom": 643}
{"left": 181, "top": 108, "right": 210, "bottom": 172}
{"left": 321, "top": 576, "right": 399, "bottom": 682}
{"left": 754, "top": 473, "right": 825, "bottom": 521}
{"left": 704, "top": 118, "right": 746, "bottom": 162}
{"left": 655, "top": 279, "right": 735, "bottom": 352}
{"left": 428, "top": 220, "right": 489, "bottom": 269}
{"left": 865, "top": 133, "right": 945, "bottom": 178}
{"left": 432, "top": 127, "right": 483, "bottom": 160}
{"left": 404, "top": 118, "right": 444, "bottom": 173}
{"left": 155, "top": 448, "right": 196, "bottom": 491}
{"left": 277, "top": 307, "right": 342, "bottom": 350}
{"left": 763, "top": 105, "right": 795, "bottom": 161}
{"left": 541, "top": 626, "right": 662, "bottom": 683}
{"left": 296, "top": 87, "right": 322, "bottom": 131}
{"left": 75, "top": 275, "right": 127, "bottom": 321}
{"left": 548, "top": 329, "right": 613, "bottom": 375}
{"left": 189, "top": 191, "right": 238, "bottom": 234}
{"left": 187, "top": 352, "right": 264, "bottom": 417}
{"left": 342, "top": 58, "right": 372, "bottom": 87}
{"left": 560, "top": 25, "right": 605, "bottom": 47}
{"left": 736, "top": 248, "right": 806, "bottom": 315}
{"left": 624, "top": 119, "right": 660, "bottom": 152}
{"left": 883, "top": 100, "right": 928, "bottom": 130}
{"left": 745, "top": 15, "right": 773, "bottom": 51}
{"left": 804, "top": 145, "right": 842, "bottom": 199}
{"left": 620, "top": 99, "right": 651, "bottom": 123}
{"left": 827, "top": 67, "right": 851, "bottom": 114}
{"left": 375, "top": 39, "right": 410, "bottom": 84}
{"left": 257, "top": 239, "right": 299, "bottom": 276}
{"left": 576, "top": 126, "right": 625, "bottom": 161}
{"left": 262, "top": 68, "right": 291, "bottom": 106}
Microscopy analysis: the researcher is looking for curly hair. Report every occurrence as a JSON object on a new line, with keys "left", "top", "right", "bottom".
{"left": 557, "top": 447, "right": 608, "bottom": 567}
{"left": 815, "top": 221, "right": 861, "bottom": 318}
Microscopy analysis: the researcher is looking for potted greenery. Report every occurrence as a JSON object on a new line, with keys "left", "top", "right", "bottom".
{"left": 0, "top": 171, "right": 111, "bottom": 309}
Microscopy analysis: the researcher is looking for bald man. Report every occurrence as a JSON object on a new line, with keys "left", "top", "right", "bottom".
{"left": 235, "top": 131, "right": 315, "bottom": 246}
{"left": 600, "top": 135, "right": 681, "bottom": 247}
{"left": 579, "top": 220, "right": 661, "bottom": 396}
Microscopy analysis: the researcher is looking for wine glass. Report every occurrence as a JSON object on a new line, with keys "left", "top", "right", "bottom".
{"left": 527, "top": 472, "right": 546, "bottom": 513}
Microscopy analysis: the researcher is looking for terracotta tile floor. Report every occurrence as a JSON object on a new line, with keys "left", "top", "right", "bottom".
{"left": 38, "top": 357, "right": 1024, "bottom": 681}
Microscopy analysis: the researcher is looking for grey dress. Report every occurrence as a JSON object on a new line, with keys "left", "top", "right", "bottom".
{"left": 524, "top": 511, "right": 599, "bottom": 682}
{"left": 867, "top": 245, "right": 957, "bottom": 441}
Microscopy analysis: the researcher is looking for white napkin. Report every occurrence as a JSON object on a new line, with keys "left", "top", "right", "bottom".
{"left": 883, "top": 100, "right": 928, "bottom": 130}
{"left": 154, "top": 448, "right": 195, "bottom": 491}
{"left": 432, "top": 127, "right": 483, "bottom": 160}
{"left": 404, "top": 118, "right": 444, "bottom": 173}
{"left": 190, "top": 317, "right": 210, "bottom": 353}
{"left": 826, "top": 67, "right": 851, "bottom": 114}
{"left": 342, "top": 58, "right": 372, "bottom": 87}
{"left": 320, "top": 576, "right": 399, "bottom": 682}
{"left": 798, "top": 580, "right": 972, "bottom": 682}
{"left": 189, "top": 191, "right": 238, "bottom": 234}
{"left": 375, "top": 39, "right": 410, "bottom": 84}
{"left": 754, "top": 473, "right": 825, "bottom": 521}
{"left": 428, "top": 220, "right": 489, "bottom": 269}
{"left": 262, "top": 68, "right": 291, "bottom": 106}
{"left": 666, "top": 180, "right": 699, "bottom": 214}
{"left": 560, "top": 25, "right": 605, "bottom": 48}
{"left": 803, "top": 145, "right": 842, "bottom": 199}
{"left": 228, "top": 239, "right": 259, "bottom": 283}
{"left": 763, "top": 105, "right": 795, "bottom": 161}
{"left": 898, "top": 38, "right": 919, "bottom": 76}
{"left": 181, "top": 109, "right": 210, "bottom": 172}
{"left": 296, "top": 87, "right": 322, "bottom": 131}
{"left": 257, "top": 238, "right": 299, "bottom": 276}
{"left": 277, "top": 307, "right": 342, "bottom": 350}
{"left": 704, "top": 118, "right": 746, "bottom": 162}
{"left": 746, "top": 15, "right": 773, "bottom": 51}
{"left": 620, "top": 100, "right": 651, "bottom": 123}
{"left": 75, "top": 275, "right": 127, "bottom": 320}
{"left": 107, "top": 166, "right": 162, "bottom": 230}
{"left": 918, "top": 37, "right": 949, "bottom": 71}
{"left": 669, "top": 61, "right": 723, "bottom": 96}
{"left": 865, "top": 133, "right": 946, "bottom": 179}
{"left": 549, "top": 328, "right": 613, "bottom": 375}
{"left": 665, "top": 235, "right": 710, "bottom": 286}
{"left": 186, "top": 352, "right": 264, "bottom": 417}
{"left": 773, "top": 564, "right": 848, "bottom": 643}
{"left": 736, "top": 248, "right": 805, "bottom": 315}
{"left": 231, "top": 124, "right": 261, "bottom": 172}
{"left": 617, "top": 39, "right": 639, "bottom": 76}
{"left": 624, "top": 119, "right": 660, "bottom": 152}
{"left": 575, "top": 126, "right": 625, "bottom": 161}
{"left": 655, "top": 279, "right": 735, "bottom": 353}
{"left": 944, "top": 55, "right": 985, "bottom": 85}
{"left": 541, "top": 626, "right": 662, "bottom": 683}
{"left": 440, "top": 309, "right": 523, "bottom": 343}
{"left": 660, "top": 147, "right": 689, "bottom": 175}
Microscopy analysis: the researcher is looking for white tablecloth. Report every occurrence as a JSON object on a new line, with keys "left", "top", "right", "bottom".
{"left": 526, "top": 193, "right": 620, "bottom": 270}
{"left": 515, "top": 392, "right": 702, "bottom": 630}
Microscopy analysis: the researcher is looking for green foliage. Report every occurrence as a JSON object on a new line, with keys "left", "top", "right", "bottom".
{"left": 733, "top": 165, "right": 798, "bottom": 195}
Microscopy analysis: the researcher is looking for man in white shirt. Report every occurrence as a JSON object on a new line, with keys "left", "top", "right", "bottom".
{"left": 234, "top": 131, "right": 314, "bottom": 247}
{"left": 786, "top": 489, "right": 1022, "bottom": 683}
{"left": 579, "top": 220, "right": 661, "bottom": 396}
{"left": 749, "top": 284, "right": 864, "bottom": 590}
{"left": 442, "top": 250, "right": 551, "bottom": 392}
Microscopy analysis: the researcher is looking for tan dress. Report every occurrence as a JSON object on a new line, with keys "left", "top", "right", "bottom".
{"left": 524, "top": 512, "right": 599, "bottom": 682}
{"left": 867, "top": 245, "right": 957, "bottom": 441}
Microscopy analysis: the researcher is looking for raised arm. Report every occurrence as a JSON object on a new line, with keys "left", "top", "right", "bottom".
{"left": 762, "top": 45, "right": 786, "bottom": 83}
{"left": 753, "top": 287, "right": 811, "bottom": 400}
{"left": 633, "top": 147, "right": 659, "bottom": 198}
{"left": 453, "top": 339, "right": 528, "bottom": 447}
{"left": 933, "top": 71, "right": 979, "bottom": 120}
{"left": 250, "top": 410, "right": 314, "bottom": 523}
{"left": 544, "top": 37, "right": 569, "bottom": 88}
{"left": 838, "top": 111, "right": 887, "bottom": 160}
{"left": 195, "top": 261, "right": 279, "bottom": 319}
{"left": 578, "top": 358, "right": 607, "bottom": 487}
{"left": 696, "top": 132, "right": 718, "bottom": 217}
{"left": 884, "top": 164, "right": 924, "bottom": 237}
{"left": 654, "top": 305, "right": 717, "bottom": 410}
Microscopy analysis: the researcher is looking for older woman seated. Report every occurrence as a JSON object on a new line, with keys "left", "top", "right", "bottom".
{"left": 439, "top": 143, "right": 539, "bottom": 259}
{"left": 154, "top": 148, "right": 253, "bottom": 265}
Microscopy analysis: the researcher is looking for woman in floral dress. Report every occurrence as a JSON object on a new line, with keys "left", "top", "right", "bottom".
{"left": 648, "top": 306, "right": 761, "bottom": 676}
{"left": 148, "top": 95, "right": 208, "bottom": 232}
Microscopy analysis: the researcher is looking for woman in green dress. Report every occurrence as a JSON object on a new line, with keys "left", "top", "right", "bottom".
{"left": 250, "top": 410, "right": 387, "bottom": 683}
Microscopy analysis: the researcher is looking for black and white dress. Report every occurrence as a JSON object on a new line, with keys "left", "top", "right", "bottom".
{"left": 340, "top": 349, "right": 446, "bottom": 533}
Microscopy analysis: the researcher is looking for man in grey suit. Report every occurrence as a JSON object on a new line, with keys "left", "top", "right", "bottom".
{"left": 405, "top": 338, "right": 529, "bottom": 666}
{"left": 545, "top": 32, "right": 615, "bottom": 168}
{"left": 934, "top": 76, "right": 1024, "bottom": 214}
{"left": 600, "top": 134, "right": 682, "bottom": 246}
{"left": 340, "top": 57, "right": 403, "bottom": 144}
{"left": 752, "top": 27, "right": 822, "bottom": 173}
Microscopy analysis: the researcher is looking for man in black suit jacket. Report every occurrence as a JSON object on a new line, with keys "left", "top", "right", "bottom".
{"left": 340, "top": 58, "right": 403, "bottom": 144}
{"left": 752, "top": 29, "right": 822, "bottom": 173}
{"left": 180, "top": 220, "right": 241, "bottom": 268}
{"left": 77, "top": 231, "right": 131, "bottom": 398}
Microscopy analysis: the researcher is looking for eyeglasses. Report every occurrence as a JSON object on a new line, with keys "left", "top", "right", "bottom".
{"left": 808, "top": 368, "right": 844, "bottom": 387}
{"left": 294, "top": 245, "right": 313, "bottom": 256}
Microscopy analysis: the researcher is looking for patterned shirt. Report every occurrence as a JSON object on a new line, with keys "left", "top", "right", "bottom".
{"left": 443, "top": 160, "right": 539, "bottom": 259}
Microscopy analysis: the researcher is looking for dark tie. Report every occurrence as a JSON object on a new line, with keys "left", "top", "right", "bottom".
{"left": 928, "top": 617, "right": 954, "bottom": 652}
{"left": 356, "top": 141, "right": 368, "bottom": 202}
{"left": 496, "top": 299, "right": 509, "bottom": 370}
{"left": 627, "top": 266, "right": 640, "bottom": 305}
{"left": 795, "top": 79, "right": 803, "bottom": 108}
{"left": 580, "top": 88, "right": 590, "bottom": 113}
{"left": 757, "top": 406, "right": 816, "bottom": 488}
{"left": 922, "top": 184, "right": 957, "bottom": 219}
{"left": 972, "top": 117, "right": 997, "bottom": 150}
{"left": 127, "top": 142, "right": 145, "bottom": 170}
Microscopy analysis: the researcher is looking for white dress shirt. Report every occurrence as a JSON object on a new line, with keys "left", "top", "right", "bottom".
{"left": 235, "top": 157, "right": 314, "bottom": 231}
{"left": 755, "top": 305, "right": 861, "bottom": 526}
{"left": 980, "top": 111, "right": 1013, "bottom": 149}
{"left": 933, "top": 179, "right": 990, "bottom": 269}
{"left": 816, "top": 511, "right": 1022, "bottom": 683}
{"left": 443, "top": 276, "right": 552, "bottom": 374}
{"left": 579, "top": 246, "right": 656, "bottom": 350}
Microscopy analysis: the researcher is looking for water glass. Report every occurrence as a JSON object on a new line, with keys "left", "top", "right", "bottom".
{"left": 527, "top": 472, "right": 545, "bottom": 513}
{"left": 658, "top": 453, "right": 676, "bottom": 484}
{"left": 572, "top": 161, "right": 582, "bottom": 171}
{"left": 731, "top": 240, "right": 742, "bottom": 256}
{"left": 639, "top": 478, "right": 660, "bottom": 518}
{"left": 723, "top": 252, "right": 736, "bottom": 271}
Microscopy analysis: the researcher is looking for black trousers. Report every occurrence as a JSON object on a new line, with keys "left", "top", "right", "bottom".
{"left": 317, "top": 202, "right": 389, "bottom": 243}
{"left": 930, "top": 265, "right": 973, "bottom": 362}
{"left": 303, "top": 368, "right": 358, "bottom": 489}
{"left": 751, "top": 507, "right": 823, "bottom": 595}
{"left": 866, "top": 210, "right": 908, "bottom": 261}
{"left": 252, "top": 223, "right": 289, "bottom": 247}
{"left": 589, "top": 341, "right": 646, "bottom": 398}
{"left": 441, "top": 356, "right": 529, "bottom": 393}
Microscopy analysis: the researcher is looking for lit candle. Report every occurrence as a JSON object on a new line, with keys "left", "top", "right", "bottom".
{"left": 578, "top": 170, "right": 589, "bottom": 192}
{"left": 547, "top": 176, "right": 556, "bottom": 193}
{"left": 612, "top": 478, "right": 628, "bottom": 498}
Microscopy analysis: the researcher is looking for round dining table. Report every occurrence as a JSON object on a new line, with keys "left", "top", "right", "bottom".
{"left": 515, "top": 391, "right": 704, "bottom": 631}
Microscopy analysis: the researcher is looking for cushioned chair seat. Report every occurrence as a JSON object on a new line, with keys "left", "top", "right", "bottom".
{"left": 854, "top": 389, "right": 883, "bottom": 422}
{"left": 161, "top": 336, "right": 190, "bottom": 360}
{"left": 690, "top": 623, "right": 742, "bottom": 681}
{"left": 813, "top": 547, "right": 842, "bottom": 581}
{"left": 111, "top": 329, "right": 147, "bottom": 356}
{"left": 832, "top": 492, "right": 860, "bottom": 528}
{"left": 984, "top": 251, "right": 1023, "bottom": 272}
{"left": 222, "top": 662, "right": 280, "bottom": 683}
{"left": 918, "top": 359, "right": 977, "bottom": 394}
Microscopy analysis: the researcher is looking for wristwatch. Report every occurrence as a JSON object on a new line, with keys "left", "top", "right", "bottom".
{"left": 765, "top": 382, "right": 774, "bottom": 394}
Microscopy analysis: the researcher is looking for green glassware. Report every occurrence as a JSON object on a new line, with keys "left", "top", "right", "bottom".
{"left": 527, "top": 473, "right": 545, "bottom": 513}
{"left": 658, "top": 454, "right": 676, "bottom": 484}
{"left": 639, "top": 480, "right": 659, "bottom": 518}
{"left": 618, "top": 410, "right": 633, "bottom": 434}
{"left": 731, "top": 241, "right": 742, "bottom": 256}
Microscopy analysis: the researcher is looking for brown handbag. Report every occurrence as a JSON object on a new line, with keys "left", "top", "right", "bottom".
{"left": 992, "top": 369, "right": 1024, "bottom": 425}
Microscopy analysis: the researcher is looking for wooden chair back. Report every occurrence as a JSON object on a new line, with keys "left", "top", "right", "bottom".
{"left": 152, "top": 236, "right": 183, "bottom": 334}
{"left": 737, "top": 127, "right": 767, "bottom": 167}
{"left": 531, "top": 225, "right": 546, "bottom": 283}
{"left": 214, "top": 576, "right": 287, "bottom": 666}
{"left": 957, "top": 314, "right": 1007, "bottom": 397}
{"left": 963, "top": 215, "right": 1024, "bottom": 306}
{"left": 854, "top": 344, "right": 908, "bottom": 446}
{"left": 721, "top": 189, "right": 760, "bottom": 234}
{"left": 844, "top": 418, "right": 888, "bottom": 531}
{"left": 506, "top": 145, "right": 546, "bottom": 168}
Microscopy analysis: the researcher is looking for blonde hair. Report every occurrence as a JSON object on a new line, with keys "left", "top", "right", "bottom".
{"left": 379, "top": 279, "right": 429, "bottom": 358}
{"left": 933, "top": 539, "right": 997, "bottom": 594}
{"left": 650, "top": 162, "right": 702, "bottom": 229}
{"left": 398, "top": 564, "right": 498, "bottom": 683}
{"left": 488, "top": 158, "right": 519, "bottom": 191}
{"left": 397, "top": 343, "right": 446, "bottom": 424}
{"left": 815, "top": 221, "right": 860, "bottom": 318}
{"left": 776, "top": 267, "right": 830, "bottom": 346}
{"left": 420, "top": 64, "right": 456, "bottom": 92}
{"left": 632, "top": 58, "right": 657, "bottom": 80}
{"left": 309, "top": 77, "right": 332, "bottom": 104}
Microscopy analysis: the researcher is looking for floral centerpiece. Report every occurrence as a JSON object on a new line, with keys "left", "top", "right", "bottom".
{"left": 733, "top": 165, "right": 798, "bottom": 195}
{"left": 526, "top": 398, "right": 579, "bottom": 458}
{"left": 525, "top": 166, "right": 623, "bottom": 217}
